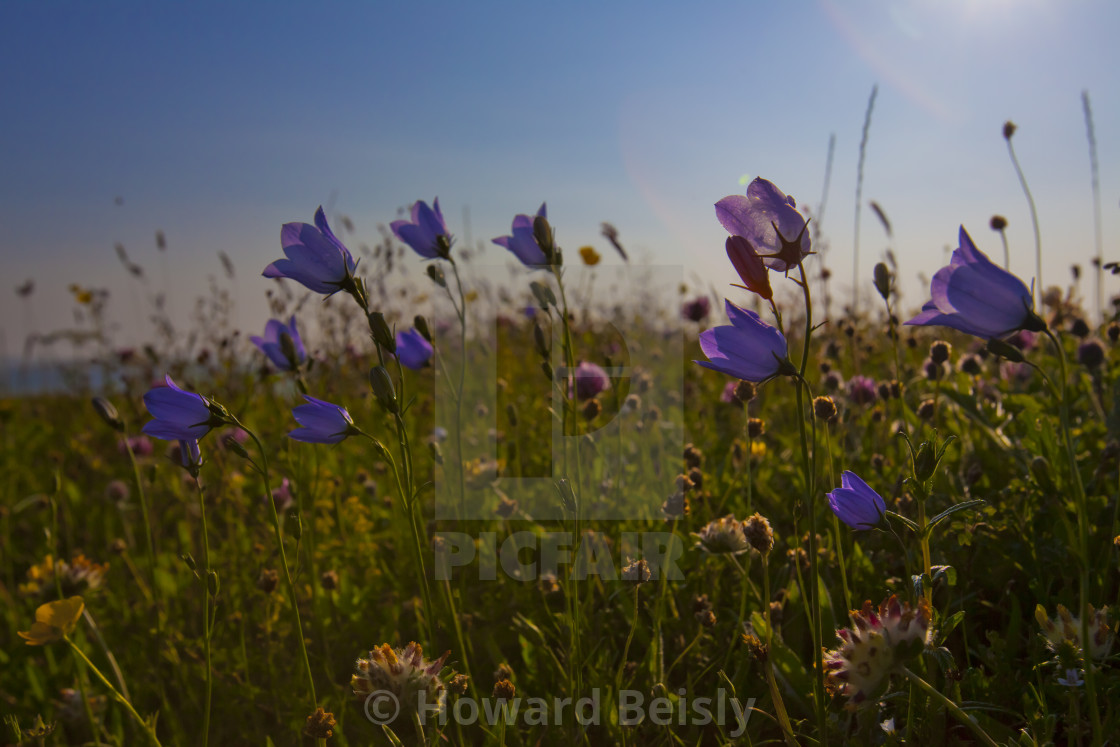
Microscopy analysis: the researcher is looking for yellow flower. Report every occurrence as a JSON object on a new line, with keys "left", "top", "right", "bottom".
{"left": 579, "top": 246, "right": 601, "bottom": 266}
{"left": 465, "top": 290, "right": 479, "bottom": 303}
{"left": 19, "top": 596, "right": 85, "bottom": 645}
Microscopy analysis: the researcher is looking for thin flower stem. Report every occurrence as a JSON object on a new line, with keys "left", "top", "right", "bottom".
{"left": 65, "top": 636, "right": 163, "bottom": 747}
{"left": 238, "top": 423, "right": 318, "bottom": 709}
{"left": 552, "top": 265, "right": 585, "bottom": 703}
{"left": 361, "top": 431, "right": 435, "bottom": 646}
{"left": 193, "top": 475, "right": 212, "bottom": 747}
{"left": 823, "top": 426, "right": 851, "bottom": 610}
{"left": 760, "top": 554, "right": 797, "bottom": 746}
{"left": 900, "top": 666, "right": 998, "bottom": 747}
{"left": 615, "top": 587, "right": 641, "bottom": 693}
{"left": 1006, "top": 135, "right": 1043, "bottom": 307}
{"left": 449, "top": 259, "right": 469, "bottom": 519}
{"left": 123, "top": 435, "right": 160, "bottom": 614}
{"left": 916, "top": 498, "right": 933, "bottom": 605}
{"left": 652, "top": 518, "right": 678, "bottom": 683}
{"left": 1044, "top": 328, "right": 1102, "bottom": 745}
{"left": 794, "top": 260, "right": 827, "bottom": 743}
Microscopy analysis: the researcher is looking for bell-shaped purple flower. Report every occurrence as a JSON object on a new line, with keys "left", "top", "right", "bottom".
{"left": 288, "top": 395, "right": 355, "bottom": 444}
{"left": 263, "top": 207, "right": 358, "bottom": 295}
{"left": 390, "top": 199, "right": 451, "bottom": 259}
{"left": 827, "top": 471, "right": 886, "bottom": 530}
{"left": 695, "top": 300, "right": 793, "bottom": 383}
{"left": 250, "top": 316, "right": 306, "bottom": 371}
{"left": 572, "top": 361, "right": 610, "bottom": 400}
{"left": 715, "top": 178, "right": 811, "bottom": 272}
{"left": 142, "top": 375, "right": 214, "bottom": 441}
{"left": 905, "top": 226, "right": 1043, "bottom": 339}
{"left": 493, "top": 203, "right": 548, "bottom": 266}
{"left": 396, "top": 328, "right": 434, "bottom": 370}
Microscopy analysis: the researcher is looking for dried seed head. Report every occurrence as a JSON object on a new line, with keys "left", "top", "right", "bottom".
{"left": 743, "top": 513, "right": 775, "bottom": 555}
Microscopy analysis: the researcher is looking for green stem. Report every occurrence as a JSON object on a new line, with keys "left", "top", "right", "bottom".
{"left": 615, "top": 586, "right": 641, "bottom": 692}
{"left": 363, "top": 432, "right": 434, "bottom": 646}
{"left": 1006, "top": 135, "right": 1043, "bottom": 307}
{"left": 901, "top": 666, "right": 998, "bottom": 747}
{"left": 239, "top": 423, "right": 318, "bottom": 708}
{"left": 794, "top": 262, "right": 826, "bottom": 743}
{"left": 123, "top": 436, "right": 160, "bottom": 614}
{"left": 917, "top": 498, "right": 933, "bottom": 605}
{"left": 65, "top": 636, "right": 163, "bottom": 747}
{"left": 1044, "top": 328, "right": 1102, "bottom": 745}
{"left": 193, "top": 476, "right": 212, "bottom": 747}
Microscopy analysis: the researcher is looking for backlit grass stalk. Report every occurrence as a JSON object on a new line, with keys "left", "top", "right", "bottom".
{"left": 852, "top": 84, "right": 878, "bottom": 317}
{"left": 1003, "top": 122, "right": 1042, "bottom": 307}
{"left": 1081, "top": 91, "right": 1103, "bottom": 322}
{"left": 65, "top": 635, "right": 163, "bottom": 747}
{"left": 236, "top": 422, "right": 318, "bottom": 710}
{"left": 1043, "top": 328, "right": 1102, "bottom": 744}
{"left": 793, "top": 259, "right": 826, "bottom": 742}
{"left": 191, "top": 474, "right": 213, "bottom": 747}
{"left": 901, "top": 666, "right": 997, "bottom": 747}
{"left": 122, "top": 433, "right": 160, "bottom": 612}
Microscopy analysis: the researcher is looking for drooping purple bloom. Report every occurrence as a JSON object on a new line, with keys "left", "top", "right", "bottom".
{"left": 715, "top": 178, "right": 811, "bottom": 272}
{"left": 493, "top": 203, "right": 548, "bottom": 266}
{"left": 178, "top": 439, "right": 202, "bottom": 470}
{"left": 695, "top": 300, "right": 792, "bottom": 383}
{"left": 250, "top": 316, "right": 306, "bottom": 371}
{"left": 905, "top": 226, "right": 1043, "bottom": 339}
{"left": 396, "top": 328, "right": 434, "bottom": 370}
{"left": 263, "top": 207, "right": 358, "bottom": 295}
{"left": 142, "top": 375, "right": 214, "bottom": 441}
{"left": 288, "top": 395, "right": 355, "bottom": 444}
{"left": 390, "top": 199, "right": 450, "bottom": 259}
{"left": 572, "top": 361, "right": 610, "bottom": 400}
{"left": 846, "top": 375, "right": 878, "bottom": 406}
{"left": 827, "top": 471, "right": 886, "bottom": 530}
{"left": 681, "top": 296, "right": 711, "bottom": 323}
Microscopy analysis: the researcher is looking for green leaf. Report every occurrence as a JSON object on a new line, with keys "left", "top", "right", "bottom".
{"left": 927, "top": 500, "right": 986, "bottom": 532}
{"left": 937, "top": 610, "right": 966, "bottom": 643}
{"left": 885, "top": 510, "right": 920, "bottom": 533}
{"left": 930, "top": 565, "right": 957, "bottom": 588}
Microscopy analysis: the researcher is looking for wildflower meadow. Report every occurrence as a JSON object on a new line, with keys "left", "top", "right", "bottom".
{"left": 5, "top": 122, "right": 1120, "bottom": 747}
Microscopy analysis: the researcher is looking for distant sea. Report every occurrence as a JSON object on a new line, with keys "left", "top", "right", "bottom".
{"left": 1, "top": 358, "right": 107, "bottom": 397}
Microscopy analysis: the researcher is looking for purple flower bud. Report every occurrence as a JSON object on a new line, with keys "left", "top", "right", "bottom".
{"left": 250, "top": 316, "right": 306, "bottom": 371}
{"left": 395, "top": 328, "right": 434, "bottom": 371}
{"left": 846, "top": 375, "right": 878, "bottom": 406}
{"left": 827, "top": 471, "right": 886, "bottom": 530}
{"left": 572, "top": 361, "right": 610, "bottom": 401}
{"left": 493, "top": 203, "right": 549, "bottom": 266}
{"left": 390, "top": 199, "right": 451, "bottom": 259}
{"left": 288, "top": 396, "right": 355, "bottom": 444}
{"left": 681, "top": 296, "right": 711, "bottom": 323}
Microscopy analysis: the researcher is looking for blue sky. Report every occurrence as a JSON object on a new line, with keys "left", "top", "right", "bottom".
{"left": 2, "top": 0, "right": 1118, "bottom": 360}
